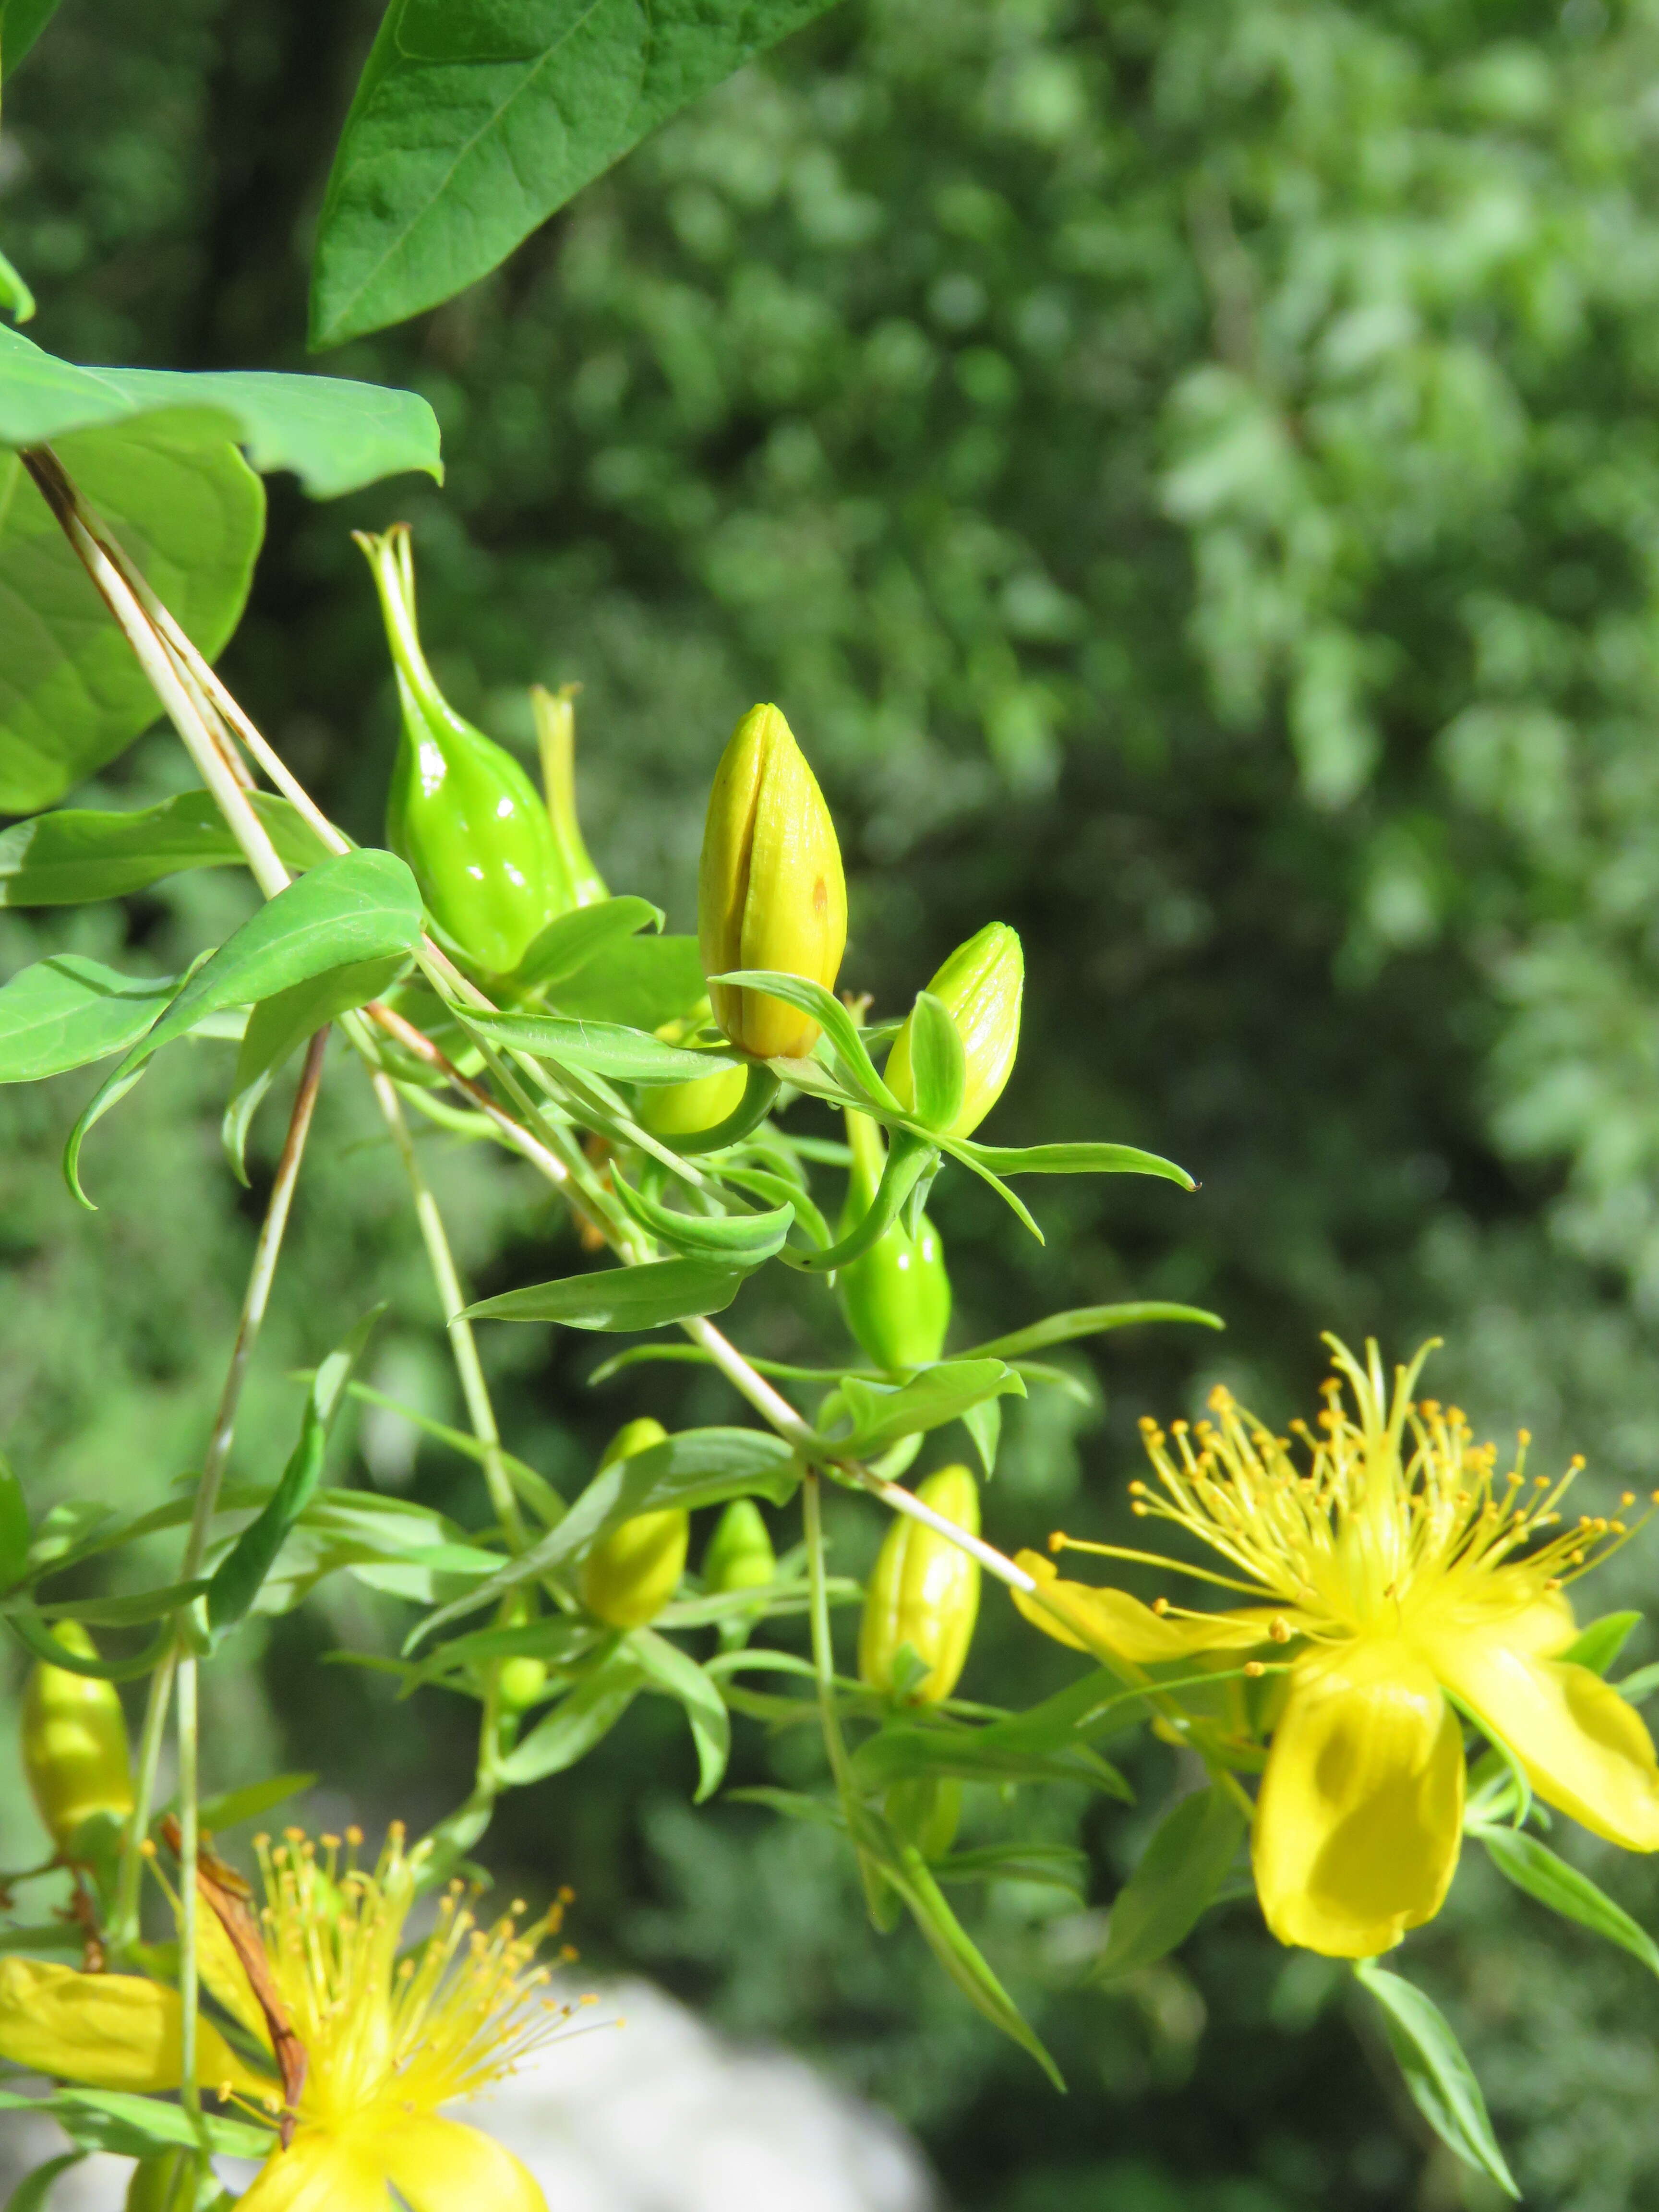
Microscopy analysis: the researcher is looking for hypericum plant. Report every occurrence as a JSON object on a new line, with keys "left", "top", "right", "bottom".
{"left": 0, "top": 8, "right": 1657, "bottom": 2207}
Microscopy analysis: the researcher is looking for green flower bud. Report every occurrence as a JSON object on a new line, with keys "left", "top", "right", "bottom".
{"left": 23, "top": 1622, "right": 134, "bottom": 1854}
{"left": 634, "top": 1060, "right": 749, "bottom": 1138}
{"left": 360, "top": 525, "right": 579, "bottom": 975}
{"left": 836, "top": 1109, "right": 950, "bottom": 1372}
{"left": 698, "top": 704, "right": 847, "bottom": 1059}
{"left": 701, "top": 1499, "right": 777, "bottom": 1593}
{"left": 531, "top": 684, "right": 609, "bottom": 909}
{"left": 579, "top": 1419, "right": 688, "bottom": 1628}
{"left": 858, "top": 1466, "right": 982, "bottom": 1704}
{"left": 886, "top": 922, "right": 1023, "bottom": 1138}
{"left": 496, "top": 1657, "right": 550, "bottom": 1713}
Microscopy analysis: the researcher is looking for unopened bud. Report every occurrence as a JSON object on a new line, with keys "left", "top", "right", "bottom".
{"left": 886, "top": 923, "right": 1023, "bottom": 1138}
{"left": 360, "top": 526, "right": 579, "bottom": 975}
{"left": 634, "top": 1060, "right": 748, "bottom": 1138}
{"left": 836, "top": 1110, "right": 950, "bottom": 1372}
{"left": 496, "top": 1657, "right": 550, "bottom": 1713}
{"left": 858, "top": 1467, "right": 981, "bottom": 1703}
{"left": 697, "top": 704, "right": 847, "bottom": 1058}
{"left": 579, "top": 1420, "right": 687, "bottom": 1628}
{"left": 23, "top": 1622, "right": 134, "bottom": 1854}
{"left": 701, "top": 1499, "right": 776, "bottom": 1594}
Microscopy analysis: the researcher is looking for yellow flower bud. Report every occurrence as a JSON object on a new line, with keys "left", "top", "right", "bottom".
{"left": 697, "top": 704, "right": 847, "bottom": 1059}
{"left": 702, "top": 1499, "right": 776, "bottom": 1593}
{"left": 858, "top": 1467, "right": 982, "bottom": 1703}
{"left": 579, "top": 1419, "right": 687, "bottom": 1628}
{"left": 886, "top": 923, "right": 1023, "bottom": 1138}
{"left": 496, "top": 1657, "right": 550, "bottom": 1713}
{"left": 22, "top": 1621, "right": 134, "bottom": 1854}
{"left": 634, "top": 1061, "right": 748, "bottom": 1138}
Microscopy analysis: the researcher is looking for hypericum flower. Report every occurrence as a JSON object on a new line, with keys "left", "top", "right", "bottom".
{"left": 223, "top": 1825, "right": 582, "bottom": 2211}
{"left": 1013, "top": 1338, "right": 1659, "bottom": 1959}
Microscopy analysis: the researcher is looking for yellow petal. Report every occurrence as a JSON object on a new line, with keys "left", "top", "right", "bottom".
{"left": 1253, "top": 1638, "right": 1464, "bottom": 1958}
{"left": 376, "top": 2114, "right": 548, "bottom": 2212}
{"left": 0, "top": 1959, "right": 268, "bottom": 2094}
{"left": 1011, "top": 1552, "right": 1272, "bottom": 1664}
{"left": 238, "top": 2128, "right": 391, "bottom": 2212}
{"left": 1426, "top": 1623, "right": 1659, "bottom": 1849}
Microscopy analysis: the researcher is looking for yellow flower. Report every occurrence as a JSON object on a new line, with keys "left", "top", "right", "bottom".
{"left": 1013, "top": 1337, "right": 1659, "bottom": 1960}
{"left": 0, "top": 1956, "right": 266, "bottom": 2095}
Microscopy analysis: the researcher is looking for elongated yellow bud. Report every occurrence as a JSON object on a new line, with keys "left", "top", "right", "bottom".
{"left": 697, "top": 704, "right": 847, "bottom": 1059}
{"left": 887, "top": 923, "right": 1023, "bottom": 1138}
{"left": 22, "top": 1621, "right": 133, "bottom": 1853}
{"left": 858, "top": 1467, "right": 982, "bottom": 1703}
{"left": 579, "top": 1419, "right": 687, "bottom": 1628}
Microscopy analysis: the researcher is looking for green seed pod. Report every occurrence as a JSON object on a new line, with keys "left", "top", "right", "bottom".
{"left": 698, "top": 704, "right": 847, "bottom": 1059}
{"left": 885, "top": 1775, "right": 962, "bottom": 1862}
{"left": 634, "top": 1060, "right": 749, "bottom": 1138}
{"left": 579, "top": 1419, "right": 687, "bottom": 1629}
{"left": 702, "top": 1499, "right": 777, "bottom": 1594}
{"left": 360, "top": 525, "right": 579, "bottom": 975}
{"left": 858, "top": 1466, "right": 982, "bottom": 1704}
{"left": 836, "top": 1109, "right": 950, "bottom": 1372}
{"left": 23, "top": 1622, "right": 134, "bottom": 1854}
{"left": 530, "top": 684, "right": 609, "bottom": 909}
{"left": 886, "top": 923, "right": 1023, "bottom": 1139}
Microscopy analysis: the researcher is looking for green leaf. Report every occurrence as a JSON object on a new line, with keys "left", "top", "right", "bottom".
{"left": 905, "top": 989, "right": 966, "bottom": 1131}
{"left": 962, "top": 1397, "right": 1001, "bottom": 1479}
{"left": 310, "top": 0, "right": 846, "bottom": 347}
{"left": 222, "top": 953, "right": 406, "bottom": 1183}
{"left": 3, "top": 2151, "right": 86, "bottom": 2212}
{"left": 1352, "top": 1961, "right": 1519, "bottom": 2199}
{"left": 1616, "top": 1661, "right": 1659, "bottom": 1707}
{"left": 0, "top": 246, "right": 35, "bottom": 328}
{"left": 497, "top": 1646, "right": 647, "bottom": 1784}
{"left": 252, "top": 1491, "right": 489, "bottom": 1615}
{"left": 829, "top": 1360, "right": 1025, "bottom": 1455}
{"left": 23, "top": 1581, "right": 205, "bottom": 1626}
{"left": 1, "top": 0, "right": 63, "bottom": 76}
{"left": 0, "top": 1453, "right": 28, "bottom": 1587}
{"left": 510, "top": 894, "right": 663, "bottom": 990}
{"left": 610, "top": 1173, "right": 793, "bottom": 1263}
{"left": 48, "top": 2089, "right": 272, "bottom": 2162}
{"left": 465, "top": 1256, "right": 748, "bottom": 1331}
{"left": 956, "top": 1138, "right": 1197, "bottom": 1190}
{"left": 1560, "top": 1611, "right": 1642, "bottom": 1677}
{"left": 409, "top": 1426, "right": 801, "bottom": 1646}
{"left": 849, "top": 1719, "right": 1129, "bottom": 1797}
{"left": 1474, "top": 1823, "right": 1659, "bottom": 1976}
{"left": 464, "top": 1007, "right": 744, "bottom": 1084}
{"left": 0, "top": 791, "right": 331, "bottom": 907}
{"left": 1091, "top": 1785, "right": 1245, "bottom": 1981}
{"left": 549, "top": 932, "right": 708, "bottom": 1028}
{"left": 714, "top": 968, "right": 898, "bottom": 1104}
{"left": 0, "top": 957, "right": 180, "bottom": 1084}
{"left": 934, "top": 1841, "right": 1089, "bottom": 1892}
{"left": 64, "top": 848, "right": 423, "bottom": 1203}
{"left": 963, "top": 1301, "right": 1226, "bottom": 1360}
{"left": 631, "top": 1625, "right": 730, "bottom": 1801}
{"left": 196, "top": 1770, "right": 318, "bottom": 1835}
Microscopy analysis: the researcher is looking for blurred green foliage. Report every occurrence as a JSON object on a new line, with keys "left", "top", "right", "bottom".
{"left": 7, "top": 0, "right": 1659, "bottom": 2203}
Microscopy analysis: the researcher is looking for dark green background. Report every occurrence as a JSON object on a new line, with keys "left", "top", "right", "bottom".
{"left": 5, "top": 0, "right": 1659, "bottom": 2202}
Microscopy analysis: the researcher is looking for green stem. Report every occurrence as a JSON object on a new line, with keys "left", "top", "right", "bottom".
{"left": 109, "top": 1645, "right": 177, "bottom": 1958}
{"left": 176, "top": 1656, "right": 203, "bottom": 2128}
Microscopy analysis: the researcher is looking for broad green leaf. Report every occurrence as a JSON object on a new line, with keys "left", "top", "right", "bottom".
{"left": 1091, "top": 1785, "right": 1245, "bottom": 1980}
{"left": 0, "top": 1454, "right": 28, "bottom": 1587}
{"left": 631, "top": 1625, "right": 730, "bottom": 1800}
{"left": 957, "top": 1138, "right": 1197, "bottom": 1190}
{"left": 196, "top": 1771, "right": 317, "bottom": 1834}
{"left": 3, "top": 2150, "right": 85, "bottom": 2212}
{"left": 466, "top": 1256, "right": 748, "bottom": 1331}
{"left": 510, "top": 894, "right": 663, "bottom": 990}
{"left": 611, "top": 1172, "right": 793, "bottom": 1263}
{"left": 65, "top": 849, "right": 423, "bottom": 1203}
{"left": 550, "top": 931, "right": 708, "bottom": 1028}
{"left": 0, "top": 791, "right": 331, "bottom": 907}
{"left": 964, "top": 1301, "right": 1226, "bottom": 1360}
{"left": 906, "top": 989, "right": 966, "bottom": 1132}
{"left": 0, "top": 958, "right": 179, "bottom": 1084}
{"left": 310, "top": 0, "right": 846, "bottom": 347}
{"left": 1475, "top": 1823, "right": 1659, "bottom": 1977}
{"left": 1560, "top": 1611, "right": 1642, "bottom": 1677}
{"left": 497, "top": 1646, "right": 647, "bottom": 1784}
{"left": 0, "top": 326, "right": 442, "bottom": 495}
{"left": 1, "top": 0, "right": 63, "bottom": 76}
{"left": 465, "top": 1007, "right": 744, "bottom": 1083}
{"left": 409, "top": 1426, "right": 801, "bottom": 1646}
{"left": 828, "top": 1360, "right": 1025, "bottom": 1455}
{"left": 222, "top": 953, "right": 406, "bottom": 1183}
{"left": 714, "top": 968, "right": 898, "bottom": 1104}
{"left": 1352, "top": 1961, "right": 1519, "bottom": 2199}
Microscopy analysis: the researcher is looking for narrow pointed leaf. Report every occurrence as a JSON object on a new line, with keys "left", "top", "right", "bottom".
{"left": 1475, "top": 1823, "right": 1659, "bottom": 1977}
{"left": 1353, "top": 1961, "right": 1519, "bottom": 2199}
{"left": 1091, "top": 1785, "right": 1245, "bottom": 1981}
{"left": 510, "top": 895, "right": 664, "bottom": 990}
{"left": 465, "top": 1257, "right": 748, "bottom": 1331}
{"left": 610, "top": 1172, "right": 793, "bottom": 1263}
{"left": 497, "top": 1647, "right": 647, "bottom": 1785}
{"left": 958, "top": 1139, "right": 1196, "bottom": 1190}
{"left": 464, "top": 1007, "right": 744, "bottom": 1083}
{"left": 222, "top": 954, "right": 405, "bottom": 1183}
{"left": 714, "top": 969, "right": 899, "bottom": 1105}
{"left": 964, "top": 1302, "right": 1226, "bottom": 1360}
{"left": 631, "top": 1626, "right": 730, "bottom": 1801}
{"left": 906, "top": 989, "right": 966, "bottom": 1132}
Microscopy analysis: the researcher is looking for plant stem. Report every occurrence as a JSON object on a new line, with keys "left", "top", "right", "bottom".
{"left": 368, "top": 1071, "right": 526, "bottom": 1552}
{"left": 176, "top": 1654, "right": 202, "bottom": 2127}
{"left": 109, "top": 1645, "right": 176, "bottom": 1958}
{"left": 803, "top": 1475, "right": 855, "bottom": 1796}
